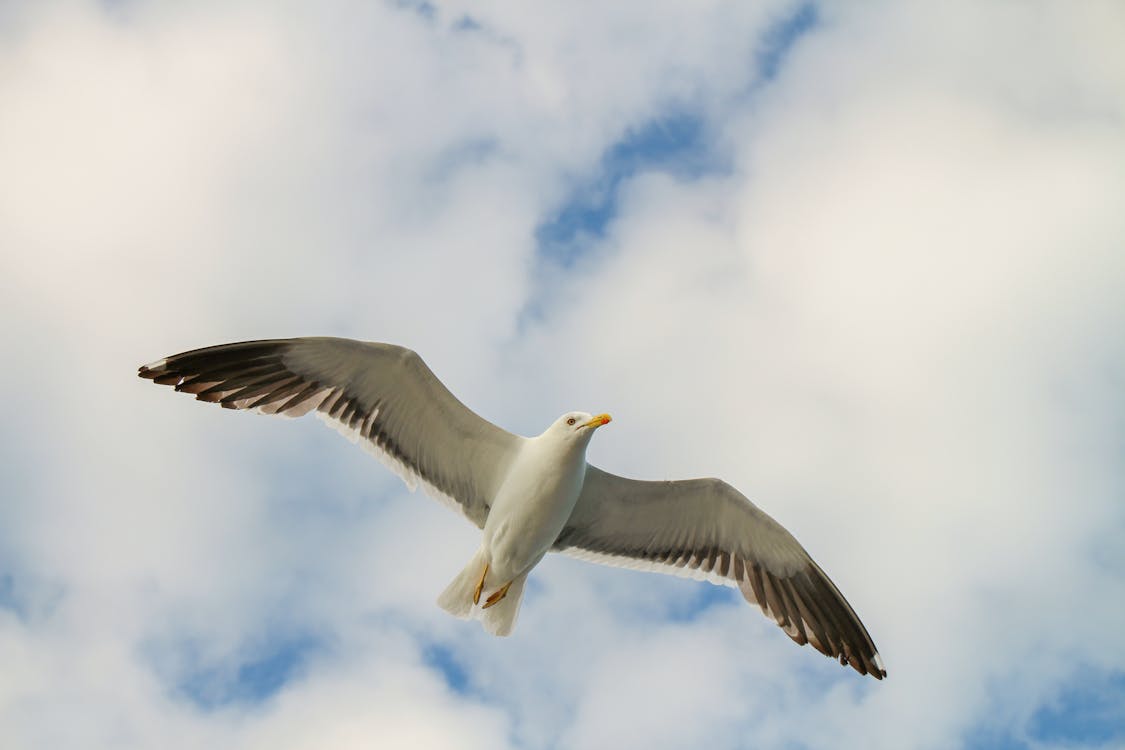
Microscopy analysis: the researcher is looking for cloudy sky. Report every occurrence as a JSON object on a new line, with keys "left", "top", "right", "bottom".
{"left": 2, "top": 1, "right": 1124, "bottom": 748}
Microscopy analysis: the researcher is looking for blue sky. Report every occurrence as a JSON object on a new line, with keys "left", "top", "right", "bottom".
{"left": 1, "top": 1, "right": 1124, "bottom": 748}
{"left": 534, "top": 3, "right": 816, "bottom": 267}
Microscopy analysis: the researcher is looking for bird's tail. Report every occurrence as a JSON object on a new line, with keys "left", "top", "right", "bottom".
{"left": 479, "top": 572, "right": 527, "bottom": 637}
{"left": 437, "top": 548, "right": 528, "bottom": 637}
{"left": 436, "top": 548, "right": 487, "bottom": 620}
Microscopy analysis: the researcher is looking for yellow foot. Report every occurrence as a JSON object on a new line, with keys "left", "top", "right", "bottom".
{"left": 482, "top": 580, "right": 512, "bottom": 609}
{"left": 473, "top": 562, "right": 489, "bottom": 606}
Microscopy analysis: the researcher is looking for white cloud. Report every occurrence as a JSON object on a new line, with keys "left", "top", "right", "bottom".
{"left": 2, "top": 1, "right": 1123, "bottom": 748}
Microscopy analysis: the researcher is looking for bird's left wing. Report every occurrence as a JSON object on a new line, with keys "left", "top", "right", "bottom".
{"left": 139, "top": 337, "right": 522, "bottom": 528}
{"left": 553, "top": 466, "right": 885, "bottom": 679}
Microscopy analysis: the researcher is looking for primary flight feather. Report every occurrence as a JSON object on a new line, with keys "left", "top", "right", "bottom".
{"left": 138, "top": 337, "right": 886, "bottom": 680}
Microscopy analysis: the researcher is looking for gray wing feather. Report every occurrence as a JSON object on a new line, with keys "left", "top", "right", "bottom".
{"left": 554, "top": 466, "right": 886, "bottom": 679}
{"left": 138, "top": 337, "right": 521, "bottom": 527}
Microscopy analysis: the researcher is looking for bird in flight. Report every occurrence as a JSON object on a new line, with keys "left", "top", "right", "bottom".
{"left": 139, "top": 337, "right": 886, "bottom": 679}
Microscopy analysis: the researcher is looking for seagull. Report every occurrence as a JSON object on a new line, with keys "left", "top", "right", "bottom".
{"left": 138, "top": 337, "right": 886, "bottom": 679}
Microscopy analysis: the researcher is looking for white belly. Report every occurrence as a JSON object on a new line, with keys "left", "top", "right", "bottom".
{"left": 483, "top": 441, "right": 586, "bottom": 580}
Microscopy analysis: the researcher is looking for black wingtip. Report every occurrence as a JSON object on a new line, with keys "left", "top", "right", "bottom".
{"left": 138, "top": 356, "right": 170, "bottom": 379}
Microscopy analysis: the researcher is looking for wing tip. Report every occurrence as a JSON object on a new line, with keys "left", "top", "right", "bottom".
{"left": 840, "top": 649, "right": 887, "bottom": 680}
{"left": 871, "top": 651, "right": 887, "bottom": 680}
{"left": 138, "top": 358, "right": 167, "bottom": 378}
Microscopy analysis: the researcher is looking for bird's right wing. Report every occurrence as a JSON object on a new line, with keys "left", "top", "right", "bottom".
{"left": 139, "top": 337, "right": 522, "bottom": 528}
{"left": 554, "top": 466, "right": 885, "bottom": 679}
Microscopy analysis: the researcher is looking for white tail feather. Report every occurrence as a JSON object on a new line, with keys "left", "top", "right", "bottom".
{"left": 437, "top": 548, "right": 488, "bottom": 620}
{"left": 480, "top": 572, "right": 527, "bottom": 637}
{"left": 437, "top": 549, "right": 528, "bottom": 637}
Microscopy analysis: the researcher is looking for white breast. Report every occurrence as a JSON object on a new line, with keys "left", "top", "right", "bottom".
{"left": 482, "top": 436, "right": 588, "bottom": 580}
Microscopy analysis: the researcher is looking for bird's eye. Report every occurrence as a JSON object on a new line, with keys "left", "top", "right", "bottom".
{"left": 566, "top": 417, "right": 576, "bottom": 426}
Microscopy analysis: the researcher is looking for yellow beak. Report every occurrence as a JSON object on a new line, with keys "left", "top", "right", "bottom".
{"left": 583, "top": 413, "right": 612, "bottom": 429}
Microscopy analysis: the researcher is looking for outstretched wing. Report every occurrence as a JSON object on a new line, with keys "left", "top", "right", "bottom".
{"left": 138, "top": 337, "right": 522, "bottom": 527}
{"left": 554, "top": 466, "right": 885, "bottom": 679}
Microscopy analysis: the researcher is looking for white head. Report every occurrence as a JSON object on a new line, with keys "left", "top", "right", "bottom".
{"left": 543, "top": 411, "right": 613, "bottom": 445}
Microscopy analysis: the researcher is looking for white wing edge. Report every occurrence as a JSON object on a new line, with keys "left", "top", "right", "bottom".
{"left": 554, "top": 546, "right": 743, "bottom": 589}
{"left": 555, "top": 536, "right": 887, "bottom": 678}
{"left": 316, "top": 408, "right": 492, "bottom": 527}
{"left": 213, "top": 380, "right": 491, "bottom": 528}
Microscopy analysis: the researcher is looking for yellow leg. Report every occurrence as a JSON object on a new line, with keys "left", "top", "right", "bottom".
{"left": 473, "top": 562, "right": 489, "bottom": 605}
{"left": 482, "top": 580, "right": 512, "bottom": 609}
